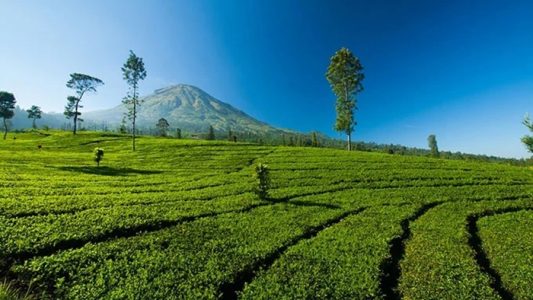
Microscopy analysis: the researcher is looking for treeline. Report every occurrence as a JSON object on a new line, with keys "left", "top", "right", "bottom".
{"left": 13, "top": 121, "right": 532, "bottom": 166}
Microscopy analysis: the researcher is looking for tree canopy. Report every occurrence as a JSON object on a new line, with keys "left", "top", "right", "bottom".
{"left": 65, "top": 73, "right": 104, "bottom": 134}
{"left": 26, "top": 105, "right": 42, "bottom": 129}
{"left": 66, "top": 73, "right": 104, "bottom": 98}
{"left": 522, "top": 114, "right": 533, "bottom": 154}
{"left": 0, "top": 91, "right": 16, "bottom": 140}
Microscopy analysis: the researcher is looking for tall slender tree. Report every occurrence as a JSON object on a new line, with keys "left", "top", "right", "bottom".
{"left": 122, "top": 50, "right": 147, "bottom": 151}
{"left": 521, "top": 114, "right": 533, "bottom": 154}
{"left": 26, "top": 105, "right": 42, "bottom": 129}
{"left": 0, "top": 91, "right": 16, "bottom": 140}
{"left": 65, "top": 73, "right": 104, "bottom": 134}
{"left": 326, "top": 48, "right": 364, "bottom": 151}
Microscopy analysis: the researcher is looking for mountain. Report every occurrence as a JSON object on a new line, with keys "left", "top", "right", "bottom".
{"left": 83, "top": 84, "right": 289, "bottom": 135}
{"left": 10, "top": 106, "right": 65, "bottom": 129}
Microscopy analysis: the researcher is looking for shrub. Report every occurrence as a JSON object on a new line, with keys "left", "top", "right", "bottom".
{"left": 254, "top": 163, "right": 270, "bottom": 200}
{"left": 94, "top": 148, "right": 104, "bottom": 167}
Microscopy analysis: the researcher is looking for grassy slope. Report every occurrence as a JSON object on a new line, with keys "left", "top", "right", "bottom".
{"left": 0, "top": 131, "right": 531, "bottom": 299}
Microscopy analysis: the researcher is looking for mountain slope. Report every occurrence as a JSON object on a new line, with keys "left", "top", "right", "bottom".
{"left": 84, "top": 84, "right": 287, "bottom": 134}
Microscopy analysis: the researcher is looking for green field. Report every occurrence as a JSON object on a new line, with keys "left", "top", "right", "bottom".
{"left": 0, "top": 131, "right": 532, "bottom": 299}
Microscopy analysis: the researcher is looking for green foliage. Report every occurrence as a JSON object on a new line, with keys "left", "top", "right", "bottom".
{"left": 156, "top": 118, "right": 169, "bottom": 136}
{"left": 478, "top": 210, "right": 533, "bottom": 299}
{"left": 66, "top": 73, "right": 104, "bottom": 96}
{"left": 93, "top": 148, "right": 104, "bottom": 167}
{"left": 400, "top": 200, "right": 533, "bottom": 299}
{"left": 521, "top": 114, "right": 533, "bottom": 154}
{"left": 427, "top": 134, "right": 439, "bottom": 158}
{"left": 26, "top": 105, "right": 42, "bottom": 129}
{"left": 0, "top": 280, "right": 33, "bottom": 300}
{"left": 122, "top": 50, "right": 147, "bottom": 151}
{"left": 121, "top": 50, "right": 147, "bottom": 90}
{"left": 326, "top": 48, "right": 364, "bottom": 150}
{"left": 254, "top": 163, "right": 270, "bottom": 200}
{"left": 242, "top": 205, "right": 417, "bottom": 299}
{"left": 0, "top": 91, "right": 16, "bottom": 140}
{"left": 0, "top": 132, "right": 531, "bottom": 299}
{"left": 65, "top": 73, "right": 104, "bottom": 135}
{"left": 64, "top": 96, "right": 81, "bottom": 120}
{"left": 13, "top": 205, "right": 343, "bottom": 299}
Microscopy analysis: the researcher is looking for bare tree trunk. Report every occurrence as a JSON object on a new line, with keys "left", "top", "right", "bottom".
{"left": 3, "top": 118, "right": 7, "bottom": 140}
{"left": 73, "top": 111, "right": 77, "bottom": 134}
{"left": 73, "top": 92, "right": 85, "bottom": 135}
{"left": 32, "top": 119, "right": 36, "bottom": 129}
{"left": 344, "top": 85, "right": 352, "bottom": 151}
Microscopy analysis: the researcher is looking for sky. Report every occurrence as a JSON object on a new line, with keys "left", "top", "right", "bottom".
{"left": 0, "top": 0, "right": 532, "bottom": 158}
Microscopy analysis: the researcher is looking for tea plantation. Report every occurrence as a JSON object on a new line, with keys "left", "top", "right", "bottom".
{"left": 0, "top": 131, "right": 532, "bottom": 299}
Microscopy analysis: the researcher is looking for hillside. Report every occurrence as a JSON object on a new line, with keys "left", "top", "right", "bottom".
{"left": 11, "top": 84, "right": 293, "bottom": 136}
{"left": 83, "top": 84, "right": 289, "bottom": 134}
{"left": 0, "top": 131, "right": 533, "bottom": 299}
{"left": 0, "top": 132, "right": 532, "bottom": 299}
{"left": 10, "top": 106, "right": 65, "bottom": 129}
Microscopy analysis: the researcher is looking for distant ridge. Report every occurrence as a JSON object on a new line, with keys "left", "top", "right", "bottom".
{"left": 83, "top": 84, "right": 290, "bottom": 134}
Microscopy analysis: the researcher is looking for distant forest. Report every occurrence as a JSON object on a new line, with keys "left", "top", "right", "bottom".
{"left": 8, "top": 105, "right": 531, "bottom": 167}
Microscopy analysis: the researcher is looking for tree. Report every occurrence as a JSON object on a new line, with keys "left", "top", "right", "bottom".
{"left": 176, "top": 128, "right": 182, "bottom": 139}
{"left": 156, "top": 118, "right": 169, "bottom": 136}
{"left": 522, "top": 114, "right": 533, "bottom": 154}
{"left": 65, "top": 73, "right": 104, "bottom": 134}
{"left": 207, "top": 125, "right": 215, "bottom": 140}
{"left": 122, "top": 50, "right": 147, "bottom": 151}
{"left": 26, "top": 105, "right": 42, "bottom": 129}
{"left": 428, "top": 134, "right": 439, "bottom": 158}
{"left": 326, "top": 47, "right": 364, "bottom": 151}
{"left": 0, "top": 91, "right": 16, "bottom": 140}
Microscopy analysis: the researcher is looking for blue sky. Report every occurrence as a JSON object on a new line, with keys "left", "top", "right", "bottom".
{"left": 0, "top": 0, "right": 532, "bottom": 158}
